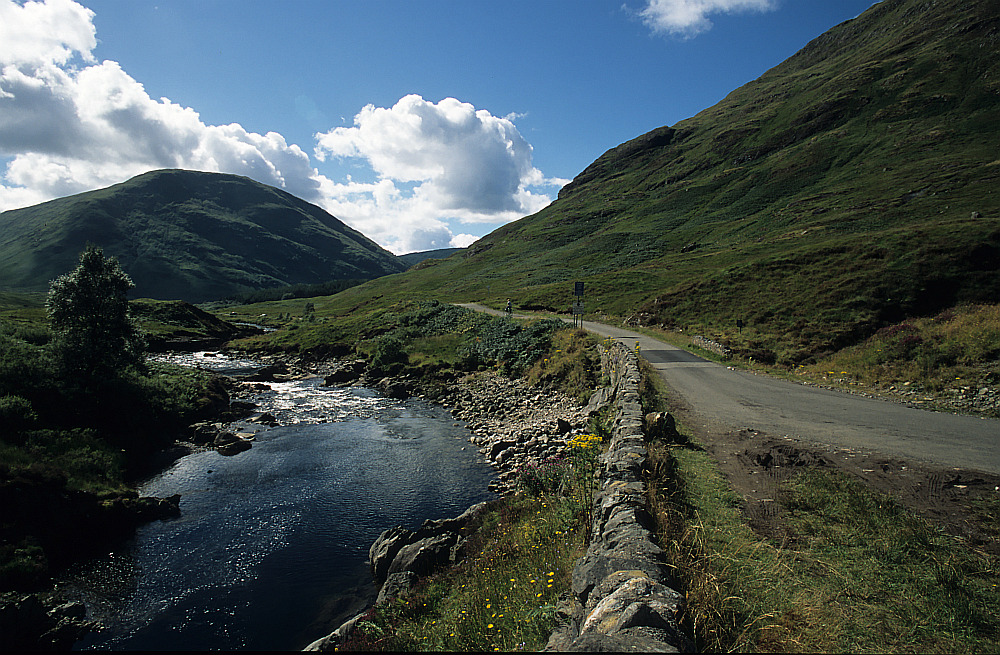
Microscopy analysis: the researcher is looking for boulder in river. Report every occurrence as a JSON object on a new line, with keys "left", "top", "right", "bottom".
{"left": 214, "top": 431, "right": 252, "bottom": 456}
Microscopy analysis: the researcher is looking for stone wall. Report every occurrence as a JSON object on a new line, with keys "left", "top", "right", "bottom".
{"left": 546, "top": 341, "right": 692, "bottom": 652}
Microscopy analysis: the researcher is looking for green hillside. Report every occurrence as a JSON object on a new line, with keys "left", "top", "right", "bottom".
{"left": 0, "top": 169, "right": 407, "bottom": 302}
{"left": 398, "top": 248, "right": 465, "bottom": 269}
{"left": 317, "top": 0, "right": 999, "bottom": 365}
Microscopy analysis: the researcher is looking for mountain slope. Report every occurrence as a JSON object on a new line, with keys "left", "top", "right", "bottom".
{"left": 345, "top": 0, "right": 999, "bottom": 364}
{"left": 0, "top": 169, "right": 407, "bottom": 302}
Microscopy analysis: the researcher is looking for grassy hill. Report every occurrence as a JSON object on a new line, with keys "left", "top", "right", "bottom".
{"left": 0, "top": 169, "right": 407, "bottom": 302}
{"left": 287, "top": 0, "right": 999, "bottom": 367}
{"left": 398, "top": 248, "right": 465, "bottom": 269}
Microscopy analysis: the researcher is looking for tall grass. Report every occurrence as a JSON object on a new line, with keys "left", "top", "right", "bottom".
{"left": 341, "top": 494, "right": 586, "bottom": 651}
{"left": 639, "top": 357, "right": 1000, "bottom": 653}
{"left": 804, "top": 303, "right": 1000, "bottom": 395}
{"left": 341, "top": 423, "right": 605, "bottom": 651}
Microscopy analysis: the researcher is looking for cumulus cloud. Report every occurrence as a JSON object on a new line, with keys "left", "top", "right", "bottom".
{"left": 638, "top": 0, "right": 777, "bottom": 37}
{"left": 315, "top": 95, "right": 566, "bottom": 244}
{"left": 0, "top": 0, "right": 322, "bottom": 208}
{"left": 0, "top": 0, "right": 563, "bottom": 254}
{"left": 0, "top": 0, "right": 95, "bottom": 67}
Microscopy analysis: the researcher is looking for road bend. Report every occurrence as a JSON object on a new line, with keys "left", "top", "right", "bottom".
{"left": 458, "top": 304, "right": 1000, "bottom": 475}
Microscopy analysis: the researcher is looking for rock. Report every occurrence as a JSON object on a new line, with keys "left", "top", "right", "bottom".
{"left": 381, "top": 380, "right": 411, "bottom": 400}
{"left": 0, "top": 594, "right": 95, "bottom": 651}
{"left": 215, "top": 432, "right": 252, "bottom": 455}
{"left": 242, "top": 362, "right": 290, "bottom": 382}
{"left": 489, "top": 440, "right": 517, "bottom": 461}
{"left": 376, "top": 571, "right": 418, "bottom": 605}
{"left": 585, "top": 387, "right": 611, "bottom": 415}
{"left": 370, "top": 526, "right": 414, "bottom": 585}
{"left": 324, "top": 367, "right": 362, "bottom": 385}
{"left": 303, "top": 610, "right": 368, "bottom": 651}
{"left": 254, "top": 412, "right": 279, "bottom": 426}
{"left": 385, "top": 532, "right": 460, "bottom": 579}
{"left": 565, "top": 630, "right": 682, "bottom": 652}
{"left": 188, "top": 421, "right": 224, "bottom": 444}
{"left": 643, "top": 412, "right": 680, "bottom": 443}
{"left": 369, "top": 502, "right": 489, "bottom": 586}
{"left": 214, "top": 431, "right": 239, "bottom": 446}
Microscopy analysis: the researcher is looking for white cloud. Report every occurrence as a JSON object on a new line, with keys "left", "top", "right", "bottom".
{"left": 638, "top": 0, "right": 777, "bottom": 37}
{"left": 0, "top": 0, "right": 324, "bottom": 210}
{"left": 315, "top": 95, "right": 566, "bottom": 242}
{"left": 0, "top": 0, "right": 95, "bottom": 67}
{"left": 0, "top": 0, "right": 564, "bottom": 255}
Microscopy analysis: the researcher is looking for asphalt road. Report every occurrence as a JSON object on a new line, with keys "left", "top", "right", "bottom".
{"left": 459, "top": 304, "right": 1000, "bottom": 474}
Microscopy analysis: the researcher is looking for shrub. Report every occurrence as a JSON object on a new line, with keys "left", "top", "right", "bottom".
{"left": 0, "top": 395, "right": 37, "bottom": 439}
{"left": 370, "top": 334, "right": 408, "bottom": 369}
{"left": 515, "top": 456, "right": 570, "bottom": 495}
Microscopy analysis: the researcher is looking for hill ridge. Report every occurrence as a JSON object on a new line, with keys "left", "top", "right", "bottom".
{"left": 0, "top": 169, "right": 406, "bottom": 302}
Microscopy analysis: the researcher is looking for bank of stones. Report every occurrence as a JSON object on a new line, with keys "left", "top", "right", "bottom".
{"left": 544, "top": 341, "right": 691, "bottom": 652}
{"left": 436, "top": 370, "right": 591, "bottom": 494}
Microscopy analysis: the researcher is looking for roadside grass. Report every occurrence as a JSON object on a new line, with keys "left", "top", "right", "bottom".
{"left": 647, "top": 439, "right": 791, "bottom": 651}
{"left": 639, "top": 357, "right": 1000, "bottom": 653}
{"left": 644, "top": 303, "right": 1000, "bottom": 417}
{"left": 340, "top": 424, "right": 604, "bottom": 652}
{"left": 801, "top": 303, "right": 1000, "bottom": 395}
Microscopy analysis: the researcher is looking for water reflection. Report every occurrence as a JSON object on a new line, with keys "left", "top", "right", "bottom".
{"left": 70, "top": 354, "right": 494, "bottom": 650}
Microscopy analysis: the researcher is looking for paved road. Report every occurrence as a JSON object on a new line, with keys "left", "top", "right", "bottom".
{"left": 459, "top": 304, "right": 1000, "bottom": 474}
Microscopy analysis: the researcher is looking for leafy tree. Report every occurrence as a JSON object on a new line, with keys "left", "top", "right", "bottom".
{"left": 46, "top": 245, "right": 146, "bottom": 380}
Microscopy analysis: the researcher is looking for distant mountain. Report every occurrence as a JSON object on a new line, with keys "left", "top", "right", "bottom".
{"left": 0, "top": 169, "right": 407, "bottom": 302}
{"left": 398, "top": 248, "right": 465, "bottom": 269}
{"left": 342, "top": 0, "right": 1000, "bottom": 364}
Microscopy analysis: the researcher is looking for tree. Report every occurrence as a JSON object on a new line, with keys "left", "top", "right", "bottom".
{"left": 46, "top": 245, "right": 146, "bottom": 380}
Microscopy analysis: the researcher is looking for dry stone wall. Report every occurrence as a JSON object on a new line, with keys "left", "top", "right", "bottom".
{"left": 547, "top": 342, "right": 692, "bottom": 652}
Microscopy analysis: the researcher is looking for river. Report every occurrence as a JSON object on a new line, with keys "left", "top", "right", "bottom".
{"left": 68, "top": 352, "right": 496, "bottom": 650}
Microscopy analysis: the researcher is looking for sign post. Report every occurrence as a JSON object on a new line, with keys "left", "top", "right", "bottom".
{"left": 573, "top": 282, "right": 584, "bottom": 327}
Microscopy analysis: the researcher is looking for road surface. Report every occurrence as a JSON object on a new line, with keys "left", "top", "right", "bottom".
{"left": 459, "top": 304, "right": 1000, "bottom": 474}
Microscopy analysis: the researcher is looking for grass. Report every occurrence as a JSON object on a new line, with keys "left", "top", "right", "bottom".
{"left": 639, "top": 357, "right": 1000, "bottom": 653}
{"left": 340, "top": 423, "right": 604, "bottom": 652}
{"left": 801, "top": 303, "right": 1000, "bottom": 398}
{"left": 343, "top": 493, "right": 586, "bottom": 652}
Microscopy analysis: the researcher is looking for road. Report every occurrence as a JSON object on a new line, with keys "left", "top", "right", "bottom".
{"left": 459, "top": 304, "right": 1000, "bottom": 474}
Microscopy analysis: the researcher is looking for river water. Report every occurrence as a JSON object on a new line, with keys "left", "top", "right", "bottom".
{"left": 70, "top": 352, "right": 496, "bottom": 650}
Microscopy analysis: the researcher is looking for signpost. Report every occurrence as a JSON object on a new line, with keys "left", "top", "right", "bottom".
{"left": 573, "top": 282, "right": 584, "bottom": 327}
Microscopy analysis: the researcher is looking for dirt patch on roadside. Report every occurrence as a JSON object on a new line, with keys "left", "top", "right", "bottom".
{"left": 676, "top": 411, "right": 1000, "bottom": 557}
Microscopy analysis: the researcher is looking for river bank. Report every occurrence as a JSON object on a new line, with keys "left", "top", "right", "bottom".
{"left": 51, "top": 349, "right": 502, "bottom": 650}
{"left": 2, "top": 340, "right": 598, "bottom": 651}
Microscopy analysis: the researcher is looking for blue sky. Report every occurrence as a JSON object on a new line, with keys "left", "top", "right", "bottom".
{"left": 0, "top": 0, "right": 880, "bottom": 253}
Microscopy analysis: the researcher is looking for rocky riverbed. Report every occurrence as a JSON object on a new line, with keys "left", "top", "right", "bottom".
{"left": 435, "top": 371, "right": 594, "bottom": 493}
{"left": 220, "top": 354, "right": 599, "bottom": 495}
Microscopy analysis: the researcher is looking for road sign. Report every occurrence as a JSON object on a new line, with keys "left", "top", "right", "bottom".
{"left": 574, "top": 281, "right": 584, "bottom": 297}
{"left": 572, "top": 300, "right": 584, "bottom": 315}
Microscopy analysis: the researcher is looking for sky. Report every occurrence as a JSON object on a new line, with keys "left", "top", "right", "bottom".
{"left": 0, "top": 0, "right": 881, "bottom": 254}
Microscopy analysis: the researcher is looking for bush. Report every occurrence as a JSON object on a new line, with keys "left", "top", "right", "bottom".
{"left": 0, "top": 395, "right": 37, "bottom": 439}
{"left": 516, "top": 457, "right": 570, "bottom": 495}
{"left": 460, "top": 317, "right": 564, "bottom": 375}
{"left": 370, "top": 334, "right": 408, "bottom": 369}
